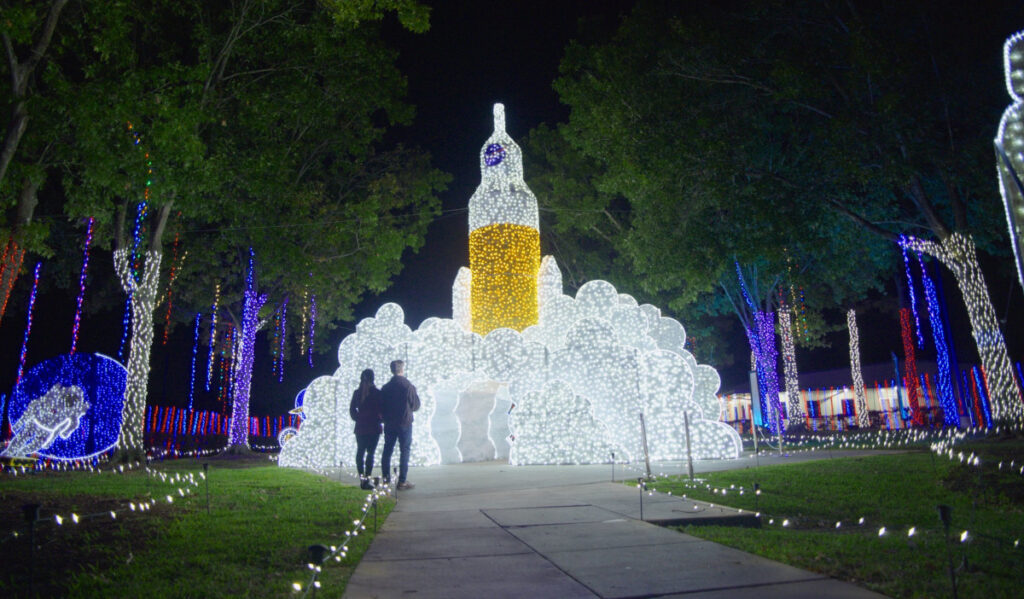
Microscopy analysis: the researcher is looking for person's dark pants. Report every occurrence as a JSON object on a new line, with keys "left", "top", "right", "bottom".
{"left": 355, "top": 433, "right": 380, "bottom": 478}
{"left": 381, "top": 424, "right": 413, "bottom": 483}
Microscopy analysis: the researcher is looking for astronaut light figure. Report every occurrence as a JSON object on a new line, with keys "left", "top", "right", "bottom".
{"left": 996, "top": 30, "right": 1024, "bottom": 290}
{"left": 2, "top": 384, "right": 90, "bottom": 458}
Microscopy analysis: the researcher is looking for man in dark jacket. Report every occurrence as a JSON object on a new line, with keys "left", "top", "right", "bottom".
{"left": 380, "top": 360, "right": 420, "bottom": 490}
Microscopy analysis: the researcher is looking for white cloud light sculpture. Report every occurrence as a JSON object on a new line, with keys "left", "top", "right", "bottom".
{"left": 279, "top": 105, "right": 740, "bottom": 470}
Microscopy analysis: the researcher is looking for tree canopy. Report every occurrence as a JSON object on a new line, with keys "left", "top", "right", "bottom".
{"left": 1, "top": 1, "right": 451, "bottom": 449}
{"left": 535, "top": 0, "right": 1020, "bottom": 370}
{"left": 3, "top": 0, "right": 447, "bottom": 353}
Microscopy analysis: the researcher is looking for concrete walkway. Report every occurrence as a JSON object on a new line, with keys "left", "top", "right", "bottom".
{"left": 343, "top": 452, "right": 889, "bottom": 598}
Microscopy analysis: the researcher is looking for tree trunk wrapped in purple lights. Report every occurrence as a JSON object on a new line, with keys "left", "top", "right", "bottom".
{"left": 746, "top": 310, "right": 782, "bottom": 433}
{"left": 228, "top": 253, "right": 267, "bottom": 448}
{"left": 917, "top": 256, "right": 959, "bottom": 426}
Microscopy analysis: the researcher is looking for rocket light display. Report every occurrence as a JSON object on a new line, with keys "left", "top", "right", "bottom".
{"left": 280, "top": 104, "right": 740, "bottom": 470}
{"left": 467, "top": 104, "right": 541, "bottom": 335}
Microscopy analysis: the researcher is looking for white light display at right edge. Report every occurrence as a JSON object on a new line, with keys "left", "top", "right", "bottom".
{"left": 995, "top": 30, "right": 1024, "bottom": 290}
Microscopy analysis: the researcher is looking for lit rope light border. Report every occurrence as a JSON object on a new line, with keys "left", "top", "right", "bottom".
{"left": 188, "top": 313, "right": 201, "bottom": 411}
{"left": 69, "top": 218, "right": 94, "bottom": 354}
{"left": 916, "top": 254, "right": 959, "bottom": 426}
{"left": 15, "top": 263, "right": 42, "bottom": 386}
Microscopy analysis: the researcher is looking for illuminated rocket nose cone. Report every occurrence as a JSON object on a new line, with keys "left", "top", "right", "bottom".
{"left": 468, "top": 103, "right": 539, "bottom": 233}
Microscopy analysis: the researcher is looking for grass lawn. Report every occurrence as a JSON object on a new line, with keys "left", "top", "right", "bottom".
{"left": 642, "top": 438, "right": 1024, "bottom": 599}
{"left": 1, "top": 455, "right": 390, "bottom": 598}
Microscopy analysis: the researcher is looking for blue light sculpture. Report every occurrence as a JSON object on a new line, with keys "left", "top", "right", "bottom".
{"left": 3, "top": 353, "right": 127, "bottom": 460}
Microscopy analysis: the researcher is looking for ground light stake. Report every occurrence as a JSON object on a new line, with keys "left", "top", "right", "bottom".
{"left": 639, "top": 412, "right": 652, "bottom": 479}
{"left": 776, "top": 403, "right": 785, "bottom": 455}
{"left": 752, "top": 427, "right": 760, "bottom": 468}
{"left": 684, "top": 412, "right": 695, "bottom": 481}
{"left": 305, "top": 544, "right": 331, "bottom": 598}
{"left": 749, "top": 370, "right": 761, "bottom": 466}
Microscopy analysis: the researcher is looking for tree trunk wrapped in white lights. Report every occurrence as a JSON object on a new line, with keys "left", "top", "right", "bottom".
{"left": 902, "top": 233, "right": 1022, "bottom": 423}
{"left": 779, "top": 308, "right": 803, "bottom": 425}
{"left": 113, "top": 248, "right": 162, "bottom": 454}
{"left": 847, "top": 309, "right": 870, "bottom": 428}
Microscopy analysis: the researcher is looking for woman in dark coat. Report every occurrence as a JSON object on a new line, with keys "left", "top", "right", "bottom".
{"left": 349, "top": 369, "right": 383, "bottom": 490}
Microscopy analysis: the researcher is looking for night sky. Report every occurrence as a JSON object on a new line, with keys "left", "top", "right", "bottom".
{"left": 1, "top": 1, "right": 1023, "bottom": 419}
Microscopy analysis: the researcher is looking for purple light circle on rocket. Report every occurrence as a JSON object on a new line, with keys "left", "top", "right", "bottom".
{"left": 484, "top": 143, "right": 505, "bottom": 166}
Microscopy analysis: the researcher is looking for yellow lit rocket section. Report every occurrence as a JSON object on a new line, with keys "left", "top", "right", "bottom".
{"left": 468, "top": 104, "right": 541, "bottom": 335}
